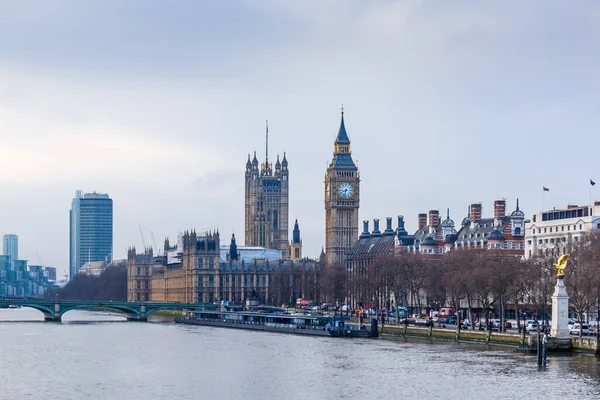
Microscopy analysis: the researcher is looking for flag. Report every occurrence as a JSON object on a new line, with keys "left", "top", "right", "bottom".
{"left": 543, "top": 187, "right": 549, "bottom": 192}
{"left": 591, "top": 179, "right": 596, "bottom": 186}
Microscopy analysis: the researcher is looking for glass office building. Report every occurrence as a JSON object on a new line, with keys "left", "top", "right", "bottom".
{"left": 69, "top": 191, "right": 113, "bottom": 280}
{"left": 2, "top": 234, "right": 18, "bottom": 269}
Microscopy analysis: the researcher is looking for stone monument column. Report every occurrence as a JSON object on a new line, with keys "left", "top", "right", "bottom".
{"left": 550, "top": 276, "right": 569, "bottom": 338}
{"left": 550, "top": 254, "right": 570, "bottom": 338}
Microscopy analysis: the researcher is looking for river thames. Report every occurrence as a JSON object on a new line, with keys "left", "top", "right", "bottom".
{"left": 1, "top": 308, "right": 599, "bottom": 400}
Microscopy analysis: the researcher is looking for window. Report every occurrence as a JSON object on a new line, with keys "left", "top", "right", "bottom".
{"left": 562, "top": 226, "right": 564, "bottom": 231}
{"left": 544, "top": 228, "right": 547, "bottom": 233}
{"left": 574, "top": 236, "right": 579, "bottom": 241}
{"left": 538, "top": 240, "right": 543, "bottom": 245}
{"left": 579, "top": 224, "right": 582, "bottom": 230}
{"left": 527, "top": 240, "right": 532, "bottom": 245}
{"left": 544, "top": 239, "right": 548, "bottom": 244}
{"left": 550, "top": 238, "right": 554, "bottom": 244}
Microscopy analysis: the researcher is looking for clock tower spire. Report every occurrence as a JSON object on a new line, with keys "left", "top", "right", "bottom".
{"left": 324, "top": 107, "right": 360, "bottom": 267}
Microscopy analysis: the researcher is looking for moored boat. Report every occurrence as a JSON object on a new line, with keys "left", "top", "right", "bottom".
{"left": 175, "top": 310, "right": 371, "bottom": 338}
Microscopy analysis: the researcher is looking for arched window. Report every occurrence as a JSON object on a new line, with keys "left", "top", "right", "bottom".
{"left": 514, "top": 227, "right": 521, "bottom": 235}
{"left": 273, "top": 210, "right": 278, "bottom": 230}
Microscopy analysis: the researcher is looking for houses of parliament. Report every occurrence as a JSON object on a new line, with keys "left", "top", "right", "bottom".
{"left": 244, "top": 113, "right": 360, "bottom": 265}
{"left": 127, "top": 111, "right": 360, "bottom": 305}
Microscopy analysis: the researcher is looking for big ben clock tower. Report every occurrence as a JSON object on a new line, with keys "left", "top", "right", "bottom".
{"left": 325, "top": 108, "right": 360, "bottom": 266}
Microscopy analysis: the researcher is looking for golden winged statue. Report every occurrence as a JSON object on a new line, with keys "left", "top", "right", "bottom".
{"left": 554, "top": 254, "right": 570, "bottom": 277}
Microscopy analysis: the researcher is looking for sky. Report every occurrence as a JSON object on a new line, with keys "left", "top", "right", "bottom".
{"left": 1, "top": 1, "right": 599, "bottom": 278}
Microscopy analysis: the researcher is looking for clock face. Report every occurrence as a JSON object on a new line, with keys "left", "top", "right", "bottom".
{"left": 338, "top": 182, "right": 354, "bottom": 199}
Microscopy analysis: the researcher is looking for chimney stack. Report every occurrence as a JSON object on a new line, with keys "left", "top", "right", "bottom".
{"left": 372, "top": 219, "right": 381, "bottom": 237}
{"left": 360, "top": 220, "right": 370, "bottom": 239}
{"left": 470, "top": 203, "right": 482, "bottom": 223}
{"left": 428, "top": 210, "right": 440, "bottom": 227}
{"left": 418, "top": 213, "right": 427, "bottom": 230}
{"left": 494, "top": 200, "right": 506, "bottom": 220}
{"left": 397, "top": 215, "right": 407, "bottom": 236}
{"left": 383, "top": 217, "right": 394, "bottom": 235}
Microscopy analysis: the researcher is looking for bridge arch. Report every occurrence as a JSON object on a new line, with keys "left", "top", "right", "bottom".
{"left": 59, "top": 304, "right": 140, "bottom": 320}
{"left": 146, "top": 305, "right": 191, "bottom": 317}
{"left": 16, "top": 304, "right": 56, "bottom": 320}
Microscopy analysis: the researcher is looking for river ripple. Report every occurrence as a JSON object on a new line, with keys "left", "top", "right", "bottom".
{"left": 1, "top": 308, "right": 599, "bottom": 400}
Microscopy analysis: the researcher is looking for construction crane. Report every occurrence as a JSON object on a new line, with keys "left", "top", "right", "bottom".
{"left": 151, "top": 231, "right": 160, "bottom": 256}
{"left": 139, "top": 223, "right": 147, "bottom": 250}
{"left": 36, "top": 252, "right": 43, "bottom": 267}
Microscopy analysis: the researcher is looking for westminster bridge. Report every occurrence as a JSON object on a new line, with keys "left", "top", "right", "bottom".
{"left": 0, "top": 298, "right": 217, "bottom": 321}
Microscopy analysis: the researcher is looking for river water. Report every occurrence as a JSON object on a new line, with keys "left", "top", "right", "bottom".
{"left": 1, "top": 308, "right": 599, "bottom": 400}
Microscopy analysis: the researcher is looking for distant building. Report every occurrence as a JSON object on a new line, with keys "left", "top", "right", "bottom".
{"left": 78, "top": 261, "right": 108, "bottom": 277}
{"left": 346, "top": 218, "right": 397, "bottom": 308}
{"left": 43, "top": 267, "right": 57, "bottom": 282}
{"left": 344, "top": 200, "right": 526, "bottom": 307}
{"left": 524, "top": 202, "right": 600, "bottom": 259}
{"left": 395, "top": 200, "right": 525, "bottom": 256}
{"left": 128, "top": 231, "right": 321, "bottom": 305}
{"left": 289, "top": 219, "right": 303, "bottom": 262}
{"left": 245, "top": 123, "right": 290, "bottom": 257}
{"left": 325, "top": 110, "right": 360, "bottom": 266}
{"left": 2, "top": 234, "right": 18, "bottom": 269}
{"left": 0, "top": 257, "right": 56, "bottom": 297}
{"left": 219, "top": 243, "right": 283, "bottom": 263}
{"left": 69, "top": 191, "right": 113, "bottom": 280}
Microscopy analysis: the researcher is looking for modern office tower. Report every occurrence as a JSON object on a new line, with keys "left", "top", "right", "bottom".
{"left": 69, "top": 191, "right": 113, "bottom": 279}
{"left": 3, "top": 234, "right": 18, "bottom": 269}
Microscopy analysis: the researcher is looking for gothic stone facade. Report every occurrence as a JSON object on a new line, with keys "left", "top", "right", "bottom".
{"left": 127, "top": 231, "right": 321, "bottom": 305}
{"left": 325, "top": 111, "right": 360, "bottom": 266}
{"left": 245, "top": 129, "right": 289, "bottom": 257}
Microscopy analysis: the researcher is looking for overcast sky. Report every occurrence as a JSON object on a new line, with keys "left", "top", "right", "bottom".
{"left": 1, "top": 1, "right": 599, "bottom": 277}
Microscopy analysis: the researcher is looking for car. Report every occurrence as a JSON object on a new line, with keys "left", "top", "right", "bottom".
{"left": 490, "top": 319, "right": 502, "bottom": 331}
{"left": 569, "top": 323, "right": 590, "bottom": 336}
{"left": 526, "top": 320, "right": 538, "bottom": 333}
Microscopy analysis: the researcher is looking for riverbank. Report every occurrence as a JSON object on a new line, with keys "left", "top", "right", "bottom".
{"left": 378, "top": 324, "right": 600, "bottom": 355}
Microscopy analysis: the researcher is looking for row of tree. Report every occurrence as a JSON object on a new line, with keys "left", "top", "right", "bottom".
{"left": 332, "top": 231, "right": 600, "bottom": 335}
{"left": 47, "top": 267, "right": 127, "bottom": 301}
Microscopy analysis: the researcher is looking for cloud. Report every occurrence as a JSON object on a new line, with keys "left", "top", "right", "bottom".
{"left": 1, "top": 0, "right": 600, "bottom": 275}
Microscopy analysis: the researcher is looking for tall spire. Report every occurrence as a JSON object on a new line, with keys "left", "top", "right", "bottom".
{"left": 335, "top": 105, "right": 350, "bottom": 145}
{"left": 265, "top": 120, "right": 269, "bottom": 161}
{"left": 292, "top": 219, "right": 301, "bottom": 243}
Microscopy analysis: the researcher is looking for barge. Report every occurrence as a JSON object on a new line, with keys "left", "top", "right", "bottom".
{"left": 175, "top": 310, "right": 372, "bottom": 338}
